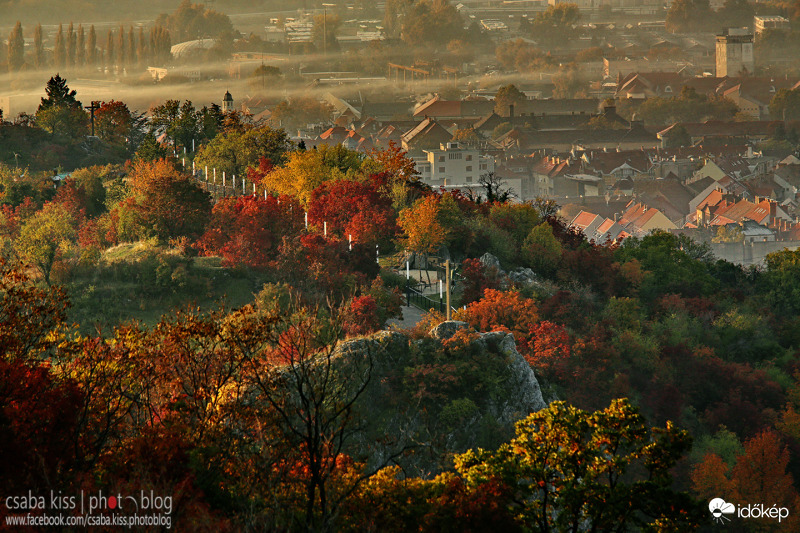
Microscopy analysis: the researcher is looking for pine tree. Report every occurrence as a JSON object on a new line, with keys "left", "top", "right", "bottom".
{"left": 87, "top": 25, "right": 97, "bottom": 67}
{"left": 38, "top": 74, "right": 80, "bottom": 110}
{"left": 33, "top": 23, "right": 43, "bottom": 69}
{"left": 7, "top": 21, "right": 25, "bottom": 72}
{"left": 76, "top": 25, "right": 85, "bottom": 68}
{"left": 54, "top": 24, "right": 66, "bottom": 69}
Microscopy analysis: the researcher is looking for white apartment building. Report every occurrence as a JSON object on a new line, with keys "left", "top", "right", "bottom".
{"left": 415, "top": 142, "right": 495, "bottom": 188}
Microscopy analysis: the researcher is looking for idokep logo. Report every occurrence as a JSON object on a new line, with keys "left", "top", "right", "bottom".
{"left": 709, "top": 497, "right": 790, "bottom": 525}
{"left": 709, "top": 498, "right": 735, "bottom": 524}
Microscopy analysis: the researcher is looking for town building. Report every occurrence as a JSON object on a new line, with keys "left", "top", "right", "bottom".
{"left": 414, "top": 142, "right": 495, "bottom": 187}
{"left": 715, "top": 29, "right": 754, "bottom": 77}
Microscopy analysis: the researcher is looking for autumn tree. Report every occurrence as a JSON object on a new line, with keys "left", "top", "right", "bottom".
{"left": 15, "top": 203, "right": 79, "bottom": 285}
{"left": 120, "top": 158, "right": 211, "bottom": 241}
{"left": 397, "top": 194, "right": 447, "bottom": 275}
{"left": 76, "top": 25, "right": 85, "bottom": 68}
{"left": 259, "top": 144, "right": 363, "bottom": 205}
{"left": 67, "top": 23, "right": 76, "bottom": 68}
{"left": 456, "top": 288, "right": 539, "bottom": 341}
{"left": 306, "top": 174, "right": 398, "bottom": 247}
{"left": 95, "top": 100, "right": 134, "bottom": 146}
{"left": 232, "top": 304, "right": 400, "bottom": 531}
{"left": 494, "top": 84, "right": 526, "bottom": 116}
{"left": 458, "top": 399, "right": 702, "bottom": 531}
{"left": 367, "top": 141, "right": 420, "bottom": 182}
{"left": 692, "top": 430, "right": 800, "bottom": 530}
{"left": 197, "top": 193, "right": 304, "bottom": 269}
{"left": 0, "top": 259, "right": 69, "bottom": 361}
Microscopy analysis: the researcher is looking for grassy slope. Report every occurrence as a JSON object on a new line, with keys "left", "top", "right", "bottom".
{"left": 66, "top": 242, "right": 264, "bottom": 334}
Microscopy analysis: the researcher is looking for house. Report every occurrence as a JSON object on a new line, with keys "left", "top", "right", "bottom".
{"left": 658, "top": 120, "right": 776, "bottom": 147}
{"left": 618, "top": 201, "right": 678, "bottom": 236}
{"left": 414, "top": 141, "right": 495, "bottom": 187}
{"left": 568, "top": 210, "right": 631, "bottom": 244}
{"left": 615, "top": 72, "right": 689, "bottom": 99}
{"left": 401, "top": 118, "right": 453, "bottom": 152}
{"left": 413, "top": 96, "right": 494, "bottom": 121}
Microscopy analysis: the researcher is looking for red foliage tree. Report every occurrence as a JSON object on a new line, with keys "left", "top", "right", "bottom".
{"left": 343, "top": 295, "right": 381, "bottom": 337}
{"left": 307, "top": 173, "right": 397, "bottom": 247}
{"left": 0, "top": 359, "right": 83, "bottom": 496}
{"left": 460, "top": 258, "right": 500, "bottom": 305}
{"left": 524, "top": 320, "right": 571, "bottom": 381}
{"left": 198, "top": 193, "right": 304, "bottom": 269}
{"left": 459, "top": 289, "right": 539, "bottom": 341}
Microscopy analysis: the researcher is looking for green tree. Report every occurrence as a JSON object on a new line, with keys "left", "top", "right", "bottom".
{"left": 457, "top": 399, "right": 702, "bottom": 531}
{"left": 7, "top": 22, "right": 25, "bottom": 73}
{"left": 35, "top": 75, "right": 88, "bottom": 137}
{"left": 522, "top": 222, "right": 562, "bottom": 276}
{"left": 16, "top": 203, "right": 78, "bottom": 285}
{"left": 194, "top": 124, "right": 294, "bottom": 177}
{"left": 149, "top": 99, "right": 200, "bottom": 150}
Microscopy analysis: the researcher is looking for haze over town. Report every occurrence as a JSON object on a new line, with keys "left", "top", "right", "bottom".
{"left": 3, "top": 0, "right": 800, "bottom": 531}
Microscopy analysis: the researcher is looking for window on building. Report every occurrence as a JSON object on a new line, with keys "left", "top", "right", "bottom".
{"left": 466, "top": 154, "right": 473, "bottom": 161}
{"left": 439, "top": 156, "right": 445, "bottom": 162}
{"left": 439, "top": 167, "right": 445, "bottom": 173}
{"left": 466, "top": 176, "right": 472, "bottom": 183}
{"left": 479, "top": 164, "right": 487, "bottom": 170}
{"left": 466, "top": 166, "right": 472, "bottom": 172}
{"left": 448, "top": 153, "right": 462, "bottom": 160}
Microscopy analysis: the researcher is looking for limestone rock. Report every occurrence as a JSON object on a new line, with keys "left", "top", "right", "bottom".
{"left": 429, "top": 320, "right": 470, "bottom": 341}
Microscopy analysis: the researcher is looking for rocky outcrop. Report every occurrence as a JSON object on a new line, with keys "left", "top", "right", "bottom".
{"left": 336, "top": 321, "right": 547, "bottom": 476}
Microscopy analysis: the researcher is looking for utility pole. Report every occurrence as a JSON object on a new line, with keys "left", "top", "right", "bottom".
{"left": 322, "top": 3, "right": 335, "bottom": 57}
{"left": 445, "top": 259, "right": 451, "bottom": 321}
{"left": 85, "top": 100, "right": 100, "bottom": 137}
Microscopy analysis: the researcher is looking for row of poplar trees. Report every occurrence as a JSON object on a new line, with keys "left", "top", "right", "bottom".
{"left": 7, "top": 22, "right": 172, "bottom": 73}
